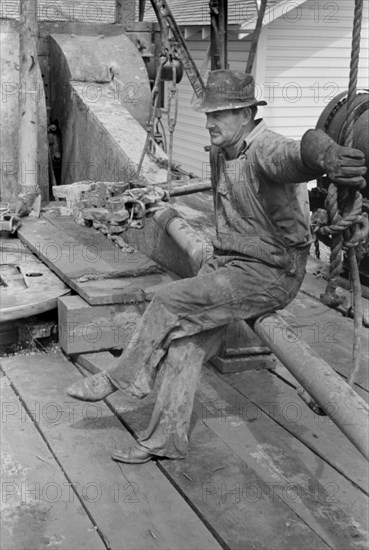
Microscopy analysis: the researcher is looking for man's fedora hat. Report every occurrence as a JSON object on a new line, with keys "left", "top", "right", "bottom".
{"left": 193, "top": 70, "right": 267, "bottom": 113}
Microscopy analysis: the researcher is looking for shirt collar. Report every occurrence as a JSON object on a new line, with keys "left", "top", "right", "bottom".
{"left": 242, "top": 119, "right": 267, "bottom": 152}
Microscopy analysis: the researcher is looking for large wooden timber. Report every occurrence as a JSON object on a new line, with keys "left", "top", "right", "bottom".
{"left": 1, "top": 353, "right": 220, "bottom": 550}
{"left": 0, "top": 376, "right": 105, "bottom": 550}
{"left": 58, "top": 295, "right": 146, "bottom": 355}
{"left": 17, "top": 216, "right": 178, "bottom": 305}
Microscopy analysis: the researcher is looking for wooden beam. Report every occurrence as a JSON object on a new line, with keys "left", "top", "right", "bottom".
{"left": 245, "top": 0, "right": 268, "bottom": 74}
{"left": 58, "top": 295, "right": 146, "bottom": 355}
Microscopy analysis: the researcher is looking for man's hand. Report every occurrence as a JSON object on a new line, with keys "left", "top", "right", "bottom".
{"left": 301, "top": 129, "right": 367, "bottom": 188}
{"left": 324, "top": 144, "right": 367, "bottom": 188}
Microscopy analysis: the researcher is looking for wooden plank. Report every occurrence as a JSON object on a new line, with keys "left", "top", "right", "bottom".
{"left": 58, "top": 295, "right": 146, "bottom": 355}
{"left": 210, "top": 353, "right": 276, "bottom": 374}
{"left": 18, "top": 217, "right": 178, "bottom": 305}
{"left": 0, "top": 237, "right": 33, "bottom": 256}
{"left": 109, "top": 390, "right": 329, "bottom": 550}
{"left": 77, "top": 352, "right": 329, "bottom": 550}
{"left": 0, "top": 376, "right": 105, "bottom": 550}
{"left": 163, "top": 415, "right": 330, "bottom": 550}
{"left": 193, "top": 367, "right": 369, "bottom": 549}
{"left": 78, "top": 351, "right": 369, "bottom": 546}
{"left": 113, "top": 371, "right": 368, "bottom": 549}
{"left": 222, "top": 366, "right": 369, "bottom": 492}
{"left": 1, "top": 353, "right": 220, "bottom": 550}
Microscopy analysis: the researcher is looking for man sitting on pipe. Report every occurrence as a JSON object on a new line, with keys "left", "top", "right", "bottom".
{"left": 67, "top": 70, "right": 366, "bottom": 464}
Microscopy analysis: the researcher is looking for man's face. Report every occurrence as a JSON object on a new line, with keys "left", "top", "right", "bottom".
{"left": 205, "top": 109, "right": 246, "bottom": 148}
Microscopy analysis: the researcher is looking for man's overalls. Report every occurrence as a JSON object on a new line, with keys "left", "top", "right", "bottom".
{"left": 107, "top": 122, "right": 319, "bottom": 458}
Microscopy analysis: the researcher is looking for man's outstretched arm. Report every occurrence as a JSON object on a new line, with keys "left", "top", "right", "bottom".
{"left": 253, "top": 129, "right": 366, "bottom": 187}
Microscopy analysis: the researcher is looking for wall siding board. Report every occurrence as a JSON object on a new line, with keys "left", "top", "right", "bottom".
{"left": 259, "top": 0, "right": 369, "bottom": 140}
{"left": 165, "top": 0, "right": 368, "bottom": 175}
{"left": 1, "top": 0, "right": 117, "bottom": 23}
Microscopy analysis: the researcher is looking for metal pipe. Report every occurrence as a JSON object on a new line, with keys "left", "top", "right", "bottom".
{"left": 154, "top": 208, "right": 211, "bottom": 272}
{"left": 169, "top": 181, "right": 212, "bottom": 197}
{"left": 16, "top": 0, "right": 40, "bottom": 217}
{"left": 154, "top": 211, "right": 369, "bottom": 459}
{"left": 252, "top": 313, "right": 369, "bottom": 460}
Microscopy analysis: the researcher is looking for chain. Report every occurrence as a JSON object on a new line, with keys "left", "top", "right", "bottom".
{"left": 166, "top": 58, "right": 179, "bottom": 198}
{"left": 314, "top": 235, "right": 320, "bottom": 260}
{"left": 135, "top": 54, "right": 168, "bottom": 181}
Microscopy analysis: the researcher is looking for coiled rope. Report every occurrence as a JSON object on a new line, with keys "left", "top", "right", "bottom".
{"left": 316, "top": 0, "right": 368, "bottom": 386}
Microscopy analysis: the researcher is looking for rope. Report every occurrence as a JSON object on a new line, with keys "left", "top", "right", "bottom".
{"left": 318, "top": 0, "right": 366, "bottom": 386}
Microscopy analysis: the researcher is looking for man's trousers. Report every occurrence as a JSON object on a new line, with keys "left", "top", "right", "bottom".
{"left": 107, "top": 248, "right": 308, "bottom": 458}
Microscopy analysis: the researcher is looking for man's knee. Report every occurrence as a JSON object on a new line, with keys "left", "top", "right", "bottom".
{"left": 151, "top": 284, "right": 181, "bottom": 311}
{"left": 152, "top": 279, "right": 197, "bottom": 314}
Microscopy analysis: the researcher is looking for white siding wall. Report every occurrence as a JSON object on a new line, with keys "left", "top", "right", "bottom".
{"left": 255, "top": 0, "right": 369, "bottom": 139}
{"left": 167, "top": 35, "right": 252, "bottom": 177}
{"left": 1, "top": 0, "right": 117, "bottom": 22}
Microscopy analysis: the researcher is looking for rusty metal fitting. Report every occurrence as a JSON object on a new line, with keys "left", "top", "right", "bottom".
{"left": 0, "top": 213, "right": 21, "bottom": 233}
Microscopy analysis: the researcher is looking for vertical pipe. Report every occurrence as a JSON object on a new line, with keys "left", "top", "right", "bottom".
{"left": 218, "top": 0, "right": 228, "bottom": 69}
{"left": 18, "top": 0, "right": 38, "bottom": 192}
{"left": 210, "top": 0, "right": 228, "bottom": 70}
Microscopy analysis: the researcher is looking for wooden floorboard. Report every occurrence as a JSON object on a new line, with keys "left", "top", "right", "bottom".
{"left": 76, "top": 351, "right": 368, "bottom": 549}
{"left": 221, "top": 366, "right": 368, "bottom": 492}
{"left": 0, "top": 376, "right": 105, "bottom": 550}
{"left": 107, "top": 380, "right": 330, "bottom": 550}
{"left": 195, "top": 367, "right": 369, "bottom": 550}
{"left": 1, "top": 353, "right": 220, "bottom": 550}
{"left": 78, "top": 351, "right": 369, "bottom": 494}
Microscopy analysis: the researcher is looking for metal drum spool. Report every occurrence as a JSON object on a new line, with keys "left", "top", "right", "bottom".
{"left": 316, "top": 90, "right": 369, "bottom": 198}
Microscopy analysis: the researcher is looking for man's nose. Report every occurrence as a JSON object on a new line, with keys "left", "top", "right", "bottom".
{"left": 206, "top": 117, "right": 215, "bottom": 130}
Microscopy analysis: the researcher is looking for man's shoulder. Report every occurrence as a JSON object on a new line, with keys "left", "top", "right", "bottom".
{"left": 249, "top": 128, "right": 300, "bottom": 158}
{"left": 253, "top": 127, "right": 293, "bottom": 145}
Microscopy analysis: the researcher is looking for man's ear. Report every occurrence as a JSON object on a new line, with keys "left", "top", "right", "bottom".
{"left": 241, "top": 107, "right": 252, "bottom": 127}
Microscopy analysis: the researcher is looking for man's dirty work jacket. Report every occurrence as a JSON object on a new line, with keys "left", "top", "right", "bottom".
{"left": 210, "top": 120, "right": 320, "bottom": 269}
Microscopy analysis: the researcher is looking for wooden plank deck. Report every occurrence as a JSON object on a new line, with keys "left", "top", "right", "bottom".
{"left": 0, "top": 354, "right": 221, "bottom": 550}
{"left": 3, "top": 214, "right": 369, "bottom": 549}
{"left": 0, "top": 374, "right": 105, "bottom": 550}
{"left": 1, "top": 338, "right": 368, "bottom": 549}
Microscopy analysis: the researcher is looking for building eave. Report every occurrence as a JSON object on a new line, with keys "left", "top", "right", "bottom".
{"left": 240, "top": 0, "right": 307, "bottom": 30}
